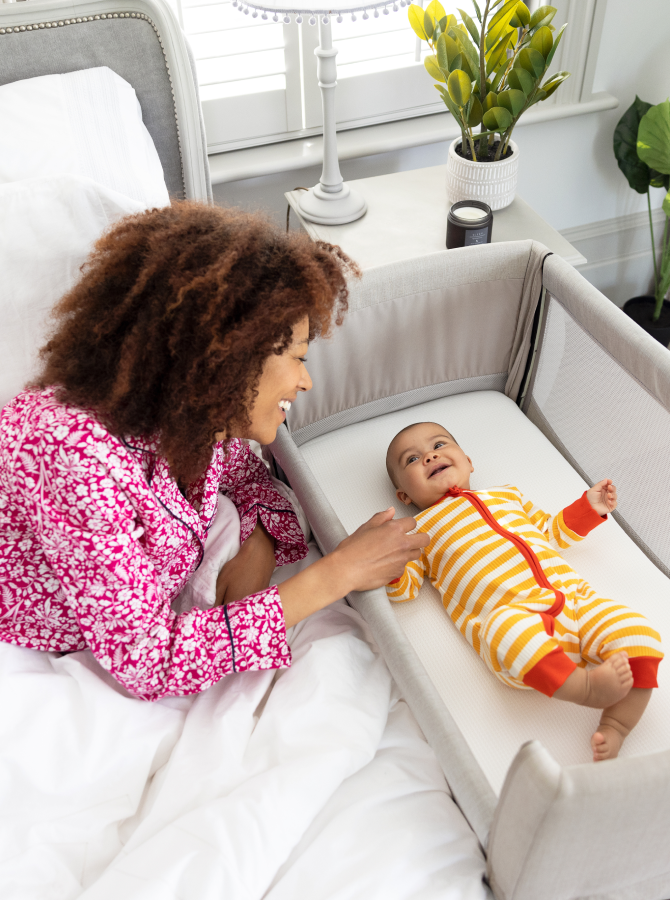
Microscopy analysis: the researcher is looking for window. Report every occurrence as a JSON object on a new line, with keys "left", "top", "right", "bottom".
{"left": 166, "top": 0, "right": 607, "bottom": 154}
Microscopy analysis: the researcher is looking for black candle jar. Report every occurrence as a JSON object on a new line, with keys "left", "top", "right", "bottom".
{"left": 446, "top": 200, "right": 493, "bottom": 249}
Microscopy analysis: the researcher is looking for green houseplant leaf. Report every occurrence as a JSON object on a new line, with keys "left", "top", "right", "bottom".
{"left": 457, "top": 7, "right": 480, "bottom": 45}
{"left": 426, "top": 0, "right": 447, "bottom": 23}
{"left": 530, "top": 25, "right": 553, "bottom": 57}
{"left": 637, "top": 100, "right": 670, "bottom": 175}
{"left": 613, "top": 96, "right": 653, "bottom": 193}
{"left": 447, "top": 68, "right": 472, "bottom": 107}
{"left": 468, "top": 94, "right": 483, "bottom": 126}
{"left": 408, "top": 5, "right": 429, "bottom": 41}
{"left": 543, "top": 21, "right": 566, "bottom": 68}
{"left": 507, "top": 67, "right": 535, "bottom": 95}
{"left": 529, "top": 4, "right": 556, "bottom": 29}
{"left": 497, "top": 88, "right": 526, "bottom": 117}
{"left": 517, "top": 47, "right": 545, "bottom": 78}
{"left": 424, "top": 55, "right": 447, "bottom": 82}
{"left": 483, "top": 91, "right": 499, "bottom": 111}
{"left": 482, "top": 106, "right": 513, "bottom": 131}
{"left": 435, "top": 83, "right": 465, "bottom": 126}
{"left": 509, "top": 1, "right": 530, "bottom": 28}
{"left": 540, "top": 71, "right": 570, "bottom": 98}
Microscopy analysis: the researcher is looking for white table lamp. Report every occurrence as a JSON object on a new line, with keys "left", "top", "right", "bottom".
{"left": 234, "top": 0, "right": 408, "bottom": 224}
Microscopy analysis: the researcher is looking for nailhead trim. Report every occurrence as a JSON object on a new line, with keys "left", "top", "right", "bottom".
{"left": 1, "top": 9, "right": 186, "bottom": 199}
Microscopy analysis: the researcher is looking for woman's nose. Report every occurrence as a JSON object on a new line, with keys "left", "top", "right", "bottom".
{"left": 298, "top": 367, "right": 313, "bottom": 393}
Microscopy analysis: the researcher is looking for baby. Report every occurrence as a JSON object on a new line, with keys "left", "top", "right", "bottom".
{"left": 385, "top": 422, "right": 663, "bottom": 761}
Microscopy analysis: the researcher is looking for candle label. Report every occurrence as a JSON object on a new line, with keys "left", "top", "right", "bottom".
{"left": 464, "top": 226, "right": 489, "bottom": 246}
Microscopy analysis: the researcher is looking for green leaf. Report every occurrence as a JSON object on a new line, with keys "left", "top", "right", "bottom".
{"left": 663, "top": 189, "right": 670, "bottom": 218}
{"left": 650, "top": 170, "right": 670, "bottom": 190}
{"left": 436, "top": 33, "right": 449, "bottom": 68}
{"left": 468, "top": 94, "right": 483, "bottom": 126}
{"left": 489, "top": 0, "right": 519, "bottom": 32}
{"left": 448, "top": 68, "right": 473, "bottom": 107}
{"left": 448, "top": 26, "right": 480, "bottom": 85}
{"left": 517, "top": 46, "right": 545, "bottom": 77}
{"left": 638, "top": 100, "right": 670, "bottom": 175}
{"left": 457, "top": 7, "right": 480, "bottom": 45}
{"left": 497, "top": 88, "right": 526, "bottom": 116}
{"left": 472, "top": 0, "right": 482, "bottom": 23}
{"left": 408, "top": 5, "right": 429, "bottom": 41}
{"left": 507, "top": 67, "right": 535, "bottom": 95}
{"left": 436, "top": 83, "right": 465, "bottom": 124}
{"left": 529, "top": 4, "right": 556, "bottom": 29}
{"left": 482, "top": 106, "right": 513, "bottom": 131}
{"left": 425, "top": 54, "right": 447, "bottom": 82}
{"left": 426, "top": 0, "right": 447, "bottom": 22}
{"left": 544, "top": 21, "right": 566, "bottom": 69}
{"left": 486, "top": 31, "right": 514, "bottom": 75}
{"left": 483, "top": 91, "right": 499, "bottom": 111}
{"left": 540, "top": 70, "right": 569, "bottom": 98}
{"left": 424, "top": 9, "right": 438, "bottom": 40}
{"left": 530, "top": 89, "right": 547, "bottom": 105}
{"left": 530, "top": 24, "right": 553, "bottom": 56}
{"left": 510, "top": 1, "right": 530, "bottom": 27}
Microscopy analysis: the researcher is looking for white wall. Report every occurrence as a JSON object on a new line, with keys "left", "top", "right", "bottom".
{"left": 213, "top": 0, "right": 670, "bottom": 304}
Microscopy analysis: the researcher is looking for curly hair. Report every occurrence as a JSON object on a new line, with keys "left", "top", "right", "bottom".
{"left": 37, "top": 202, "right": 358, "bottom": 482}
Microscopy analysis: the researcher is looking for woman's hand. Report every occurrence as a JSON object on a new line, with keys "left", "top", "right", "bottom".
{"left": 215, "top": 522, "right": 276, "bottom": 606}
{"left": 277, "top": 508, "right": 429, "bottom": 629}
{"left": 328, "top": 507, "right": 428, "bottom": 594}
{"left": 586, "top": 479, "right": 617, "bottom": 516}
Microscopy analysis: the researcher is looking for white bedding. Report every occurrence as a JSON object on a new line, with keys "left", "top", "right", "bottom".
{"left": 0, "top": 67, "right": 169, "bottom": 209}
{"left": 0, "top": 516, "right": 490, "bottom": 899}
{"left": 299, "top": 391, "right": 670, "bottom": 794}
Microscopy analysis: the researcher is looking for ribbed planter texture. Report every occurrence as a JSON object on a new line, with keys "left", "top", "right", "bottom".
{"left": 446, "top": 138, "right": 520, "bottom": 211}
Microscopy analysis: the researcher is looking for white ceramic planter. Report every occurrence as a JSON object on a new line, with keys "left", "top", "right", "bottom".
{"left": 445, "top": 138, "right": 520, "bottom": 211}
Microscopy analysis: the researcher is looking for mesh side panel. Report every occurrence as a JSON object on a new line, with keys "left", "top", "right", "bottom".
{"left": 528, "top": 295, "right": 670, "bottom": 577}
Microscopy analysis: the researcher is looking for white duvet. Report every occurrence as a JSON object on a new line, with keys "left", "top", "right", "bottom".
{"left": 0, "top": 530, "right": 489, "bottom": 899}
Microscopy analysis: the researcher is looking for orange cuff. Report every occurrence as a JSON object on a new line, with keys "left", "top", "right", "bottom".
{"left": 629, "top": 656, "right": 661, "bottom": 689}
{"left": 562, "top": 491, "right": 607, "bottom": 537}
{"left": 523, "top": 646, "right": 577, "bottom": 697}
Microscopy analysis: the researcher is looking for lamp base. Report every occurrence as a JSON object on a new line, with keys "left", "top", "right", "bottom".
{"left": 297, "top": 182, "right": 367, "bottom": 225}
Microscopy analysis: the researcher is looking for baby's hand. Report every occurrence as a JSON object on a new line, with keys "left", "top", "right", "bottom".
{"left": 586, "top": 479, "right": 617, "bottom": 516}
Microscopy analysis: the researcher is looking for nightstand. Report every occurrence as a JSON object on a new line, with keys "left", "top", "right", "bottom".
{"left": 286, "top": 164, "right": 586, "bottom": 269}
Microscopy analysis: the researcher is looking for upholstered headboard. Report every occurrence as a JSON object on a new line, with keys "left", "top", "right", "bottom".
{"left": 0, "top": 0, "right": 211, "bottom": 202}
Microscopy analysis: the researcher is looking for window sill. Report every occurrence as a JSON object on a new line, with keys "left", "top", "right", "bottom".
{"left": 208, "top": 92, "right": 618, "bottom": 186}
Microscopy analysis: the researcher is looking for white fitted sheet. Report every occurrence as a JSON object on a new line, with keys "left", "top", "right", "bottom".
{"left": 299, "top": 391, "right": 670, "bottom": 794}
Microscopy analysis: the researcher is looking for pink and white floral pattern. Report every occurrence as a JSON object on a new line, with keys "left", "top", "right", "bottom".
{"left": 0, "top": 388, "right": 307, "bottom": 700}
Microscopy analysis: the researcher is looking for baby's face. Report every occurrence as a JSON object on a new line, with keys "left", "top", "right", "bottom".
{"left": 388, "top": 423, "right": 474, "bottom": 510}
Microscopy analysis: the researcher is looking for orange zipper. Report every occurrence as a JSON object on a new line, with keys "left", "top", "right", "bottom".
{"left": 444, "top": 487, "right": 564, "bottom": 636}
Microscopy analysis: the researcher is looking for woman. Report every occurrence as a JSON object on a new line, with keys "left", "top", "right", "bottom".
{"left": 0, "top": 203, "right": 426, "bottom": 701}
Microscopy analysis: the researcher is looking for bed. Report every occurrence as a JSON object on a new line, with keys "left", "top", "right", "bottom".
{"left": 0, "top": 0, "right": 492, "bottom": 898}
{"left": 271, "top": 242, "right": 670, "bottom": 900}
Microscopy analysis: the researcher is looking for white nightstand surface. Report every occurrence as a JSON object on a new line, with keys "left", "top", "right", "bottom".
{"left": 286, "top": 164, "right": 586, "bottom": 269}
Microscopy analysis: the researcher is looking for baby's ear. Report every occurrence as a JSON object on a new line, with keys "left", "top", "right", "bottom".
{"left": 467, "top": 456, "right": 474, "bottom": 473}
{"left": 396, "top": 489, "right": 413, "bottom": 506}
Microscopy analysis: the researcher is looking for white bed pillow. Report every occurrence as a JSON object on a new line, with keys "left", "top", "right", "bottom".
{"left": 0, "top": 174, "right": 145, "bottom": 408}
{"left": 0, "top": 67, "right": 169, "bottom": 209}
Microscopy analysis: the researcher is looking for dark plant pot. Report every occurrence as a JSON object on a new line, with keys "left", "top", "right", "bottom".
{"left": 622, "top": 296, "right": 670, "bottom": 347}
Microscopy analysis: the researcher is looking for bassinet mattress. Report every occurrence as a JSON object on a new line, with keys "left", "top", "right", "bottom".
{"left": 298, "top": 391, "right": 670, "bottom": 795}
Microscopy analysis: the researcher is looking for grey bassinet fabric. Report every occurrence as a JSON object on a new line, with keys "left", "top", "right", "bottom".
{"left": 286, "top": 240, "right": 549, "bottom": 445}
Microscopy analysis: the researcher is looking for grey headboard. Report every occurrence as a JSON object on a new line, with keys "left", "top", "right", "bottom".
{"left": 0, "top": 0, "right": 211, "bottom": 202}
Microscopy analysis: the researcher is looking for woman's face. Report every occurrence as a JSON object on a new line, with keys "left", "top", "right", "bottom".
{"left": 245, "top": 316, "right": 313, "bottom": 445}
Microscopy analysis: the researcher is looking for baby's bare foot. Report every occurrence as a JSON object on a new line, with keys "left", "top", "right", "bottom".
{"left": 584, "top": 652, "right": 633, "bottom": 708}
{"left": 591, "top": 725, "right": 625, "bottom": 761}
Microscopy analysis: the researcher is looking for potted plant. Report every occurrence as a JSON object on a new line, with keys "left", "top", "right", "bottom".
{"left": 408, "top": 0, "right": 570, "bottom": 209}
{"left": 613, "top": 96, "right": 670, "bottom": 346}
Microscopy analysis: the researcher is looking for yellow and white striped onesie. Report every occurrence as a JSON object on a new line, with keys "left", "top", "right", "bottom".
{"left": 387, "top": 485, "right": 663, "bottom": 696}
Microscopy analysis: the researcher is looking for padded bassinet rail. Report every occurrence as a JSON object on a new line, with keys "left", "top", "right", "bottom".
{"left": 272, "top": 424, "right": 498, "bottom": 847}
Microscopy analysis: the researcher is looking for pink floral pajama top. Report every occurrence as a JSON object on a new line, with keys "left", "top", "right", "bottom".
{"left": 0, "top": 388, "right": 308, "bottom": 700}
